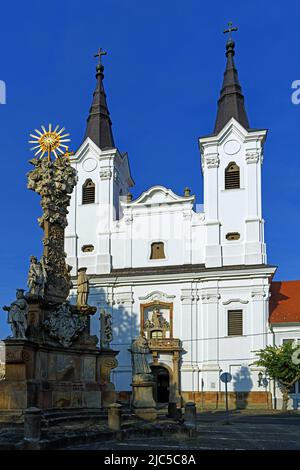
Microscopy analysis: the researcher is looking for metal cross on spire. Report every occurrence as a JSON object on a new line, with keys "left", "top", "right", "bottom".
{"left": 223, "top": 22, "right": 238, "bottom": 40}
{"left": 94, "top": 47, "right": 107, "bottom": 65}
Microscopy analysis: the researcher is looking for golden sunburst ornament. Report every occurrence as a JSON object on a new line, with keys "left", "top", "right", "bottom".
{"left": 29, "top": 124, "right": 71, "bottom": 160}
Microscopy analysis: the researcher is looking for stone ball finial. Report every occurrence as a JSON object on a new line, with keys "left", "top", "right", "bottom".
{"left": 96, "top": 63, "right": 104, "bottom": 78}
{"left": 226, "top": 39, "right": 235, "bottom": 56}
{"left": 184, "top": 187, "right": 191, "bottom": 197}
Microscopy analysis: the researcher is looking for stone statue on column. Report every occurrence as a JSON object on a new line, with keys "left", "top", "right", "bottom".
{"left": 27, "top": 256, "right": 46, "bottom": 298}
{"left": 3, "top": 289, "right": 29, "bottom": 339}
{"left": 130, "top": 334, "right": 157, "bottom": 421}
{"left": 100, "top": 309, "right": 113, "bottom": 349}
{"left": 77, "top": 267, "right": 89, "bottom": 308}
{"left": 131, "top": 335, "right": 152, "bottom": 377}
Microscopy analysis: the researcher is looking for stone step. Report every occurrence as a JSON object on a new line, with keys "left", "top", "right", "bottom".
{"left": 41, "top": 407, "right": 132, "bottom": 427}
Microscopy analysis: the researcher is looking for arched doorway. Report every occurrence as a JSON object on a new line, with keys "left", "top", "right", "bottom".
{"left": 151, "top": 365, "right": 170, "bottom": 403}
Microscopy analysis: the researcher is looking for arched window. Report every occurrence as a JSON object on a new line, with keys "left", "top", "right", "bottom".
{"left": 82, "top": 179, "right": 95, "bottom": 204}
{"left": 225, "top": 162, "right": 240, "bottom": 189}
{"left": 150, "top": 242, "right": 165, "bottom": 260}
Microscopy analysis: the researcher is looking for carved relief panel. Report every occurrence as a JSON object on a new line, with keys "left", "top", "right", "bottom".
{"left": 140, "top": 301, "right": 173, "bottom": 339}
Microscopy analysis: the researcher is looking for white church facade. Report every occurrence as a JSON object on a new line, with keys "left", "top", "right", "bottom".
{"left": 65, "top": 39, "right": 300, "bottom": 410}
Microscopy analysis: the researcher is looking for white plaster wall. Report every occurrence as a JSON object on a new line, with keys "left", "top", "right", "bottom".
{"left": 200, "top": 118, "right": 267, "bottom": 267}
{"left": 68, "top": 266, "right": 275, "bottom": 393}
{"left": 64, "top": 122, "right": 275, "bottom": 399}
{"left": 66, "top": 121, "right": 267, "bottom": 275}
{"left": 65, "top": 138, "right": 133, "bottom": 274}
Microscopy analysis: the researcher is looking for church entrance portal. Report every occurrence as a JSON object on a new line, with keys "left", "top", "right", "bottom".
{"left": 151, "top": 366, "right": 170, "bottom": 403}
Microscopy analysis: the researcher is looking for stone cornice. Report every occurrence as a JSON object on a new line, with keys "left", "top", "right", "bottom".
{"left": 88, "top": 264, "right": 277, "bottom": 287}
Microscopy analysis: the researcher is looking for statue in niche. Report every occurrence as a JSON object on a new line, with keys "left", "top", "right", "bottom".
{"left": 131, "top": 335, "right": 152, "bottom": 376}
{"left": 3, "top": 289, "right": 29, "bottom": 339}
{"left": 77, "top": 267, "right": 89, "bottom": 307}
{"left": 66, "top": 264, "right": 73, "bottom": 291}
{"left": 100, "top": 309, "right": 113, "bottom": 349}
{"left": 27, "top": 255, "right": 47, "bottom": 297}
{"left": 144, "top": 306, "right": 170, "bottom": 339}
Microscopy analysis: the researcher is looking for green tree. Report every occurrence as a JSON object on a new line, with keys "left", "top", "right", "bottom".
{"left": 253, "top": 342, "right": 300, "bottom": 411}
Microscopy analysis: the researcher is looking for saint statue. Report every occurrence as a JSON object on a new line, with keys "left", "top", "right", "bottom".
{"left": 131, "top": 335, "right": 152, "bottom": 376}
{"left": 3, "top": 289, "right": 29, "bottom": 339}
{"left": 27, "top": 255, "right": 46, "bottom": 297}
{"left": 66, "top": 264, "right": 73, "bottom": 291}
{"left": 100, "top": 309, "right": 113, "bottom": 349}
{"left": 144, "top": 306, "right": 170, "bottom": 338}
{"left": 77, "top": 267, "right": 89, "bottom": 307}
{"left": 151, "top": 307, "right": 161, "bottom": 328}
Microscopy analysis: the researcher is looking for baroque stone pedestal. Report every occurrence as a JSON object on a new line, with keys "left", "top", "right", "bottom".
{"left": 131, "top": 374, "right": 157, "bottom": 421}
{"left": 0, "top": 302, "right": 120, "bottom": 422}
{"left": 0, "top": 336, "right": 102, "bottom": 422}
{"left": 99, "top": 349, "right": 118, "bottom": 407}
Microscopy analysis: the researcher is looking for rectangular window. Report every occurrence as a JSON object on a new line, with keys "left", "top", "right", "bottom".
{"left": 228, "top": 310, "right": 243, "bottom": 336}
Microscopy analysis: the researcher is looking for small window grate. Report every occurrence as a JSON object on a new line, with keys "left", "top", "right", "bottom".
{"left": 228, "top": 310, "right": 243, "bottom": 336}
{"left": 82, "top": 179, "right": 95, "bottom": 204}
{"left": 225, "top": 163, "right": 240, "bottom": 189}
{"left": 226, "top": 232, "right": 240, "bottom": 241}
{"left": 81, "top": 244, "right": 94, "bottom": 253}
{"left": 150, "top": 242, "right": 166, "bottom": 260}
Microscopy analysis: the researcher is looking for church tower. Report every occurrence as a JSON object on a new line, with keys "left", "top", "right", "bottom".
{"left": 200, "top": 33, "right": 267, "bottom": 268}
{"left": 65, "top": 51, "right": 134, "bottom": 274}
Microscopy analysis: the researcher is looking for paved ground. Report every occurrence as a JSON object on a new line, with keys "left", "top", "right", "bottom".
{"left": 65, "top": 411, "right": 300, "bottom": 450}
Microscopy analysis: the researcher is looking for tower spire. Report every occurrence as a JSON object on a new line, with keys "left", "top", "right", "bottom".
{"left": 84, "top": 49, "right": 115, "bottom": 150}
{"left": 214, "top": 23, "right": 249, "bottom": 134}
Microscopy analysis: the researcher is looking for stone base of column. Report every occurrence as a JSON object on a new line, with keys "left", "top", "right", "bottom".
{"left": 131, "top": 374, "right": 157, "bottom": 421}
{"left": 99, "top": 350, "right": 119, "bottom": 408}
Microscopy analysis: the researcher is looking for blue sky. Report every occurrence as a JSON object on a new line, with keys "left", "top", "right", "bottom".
{"left": 0, "top": 0, "right": 299, "bottom": 336}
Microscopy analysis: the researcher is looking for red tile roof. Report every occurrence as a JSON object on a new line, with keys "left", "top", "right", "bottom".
{"left": 269, "top": 281, "right": 300, "bottom": 324}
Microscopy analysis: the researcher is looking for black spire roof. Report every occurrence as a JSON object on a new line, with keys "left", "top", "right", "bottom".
{"left": 214, "top": 38, "right": 249, "bottom": 134}
{"left": 84, "top": 61, "right": 115, "bottom": 150}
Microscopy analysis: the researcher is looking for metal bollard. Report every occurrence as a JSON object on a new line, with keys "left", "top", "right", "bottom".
{"left": 24, "top": 407, "right": 41, "bottom": 446}
{"left": 184, "top": 402, "right": 196, "bottom": 428}
{"left": 108, "top": 403, "right": 122, "bottom": 431}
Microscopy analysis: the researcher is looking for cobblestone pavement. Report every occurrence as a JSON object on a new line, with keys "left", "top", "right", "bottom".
{"left": 65, "top": 412, "right": 300, "bottom": 450}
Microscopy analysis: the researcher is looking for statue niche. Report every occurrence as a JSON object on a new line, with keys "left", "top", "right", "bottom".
{"left": 143, "top": 305, "right": 171, "bottom": 340}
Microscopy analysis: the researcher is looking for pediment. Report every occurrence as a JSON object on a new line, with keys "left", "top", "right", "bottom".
{"left": 199, "top": 117, "right": 267, "bottom": 150}
{"left": 125, "top": 185, "right": 194, "bottom": 206}
{"left": 70, "top": 137, "right": 102, "bottom": 164}
{"left": 138, "top": 291, "right": 176, "bottom": 303}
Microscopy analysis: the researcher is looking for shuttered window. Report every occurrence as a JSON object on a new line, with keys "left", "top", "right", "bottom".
{"left": 228, "top": 310, "right": 243, "bottom": 336}
{"left": 150, "top": 242, "right": 166, "bottom": 260}
{"left": 225, "top": 162, "right": 240, "bottom": 189}
{"left": 82, "top": 179, "right": 95, "bottom": 204}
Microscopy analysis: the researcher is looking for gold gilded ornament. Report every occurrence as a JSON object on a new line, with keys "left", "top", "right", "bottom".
{"left": 29, "top": 124, "right": 71, "bottom": 160}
